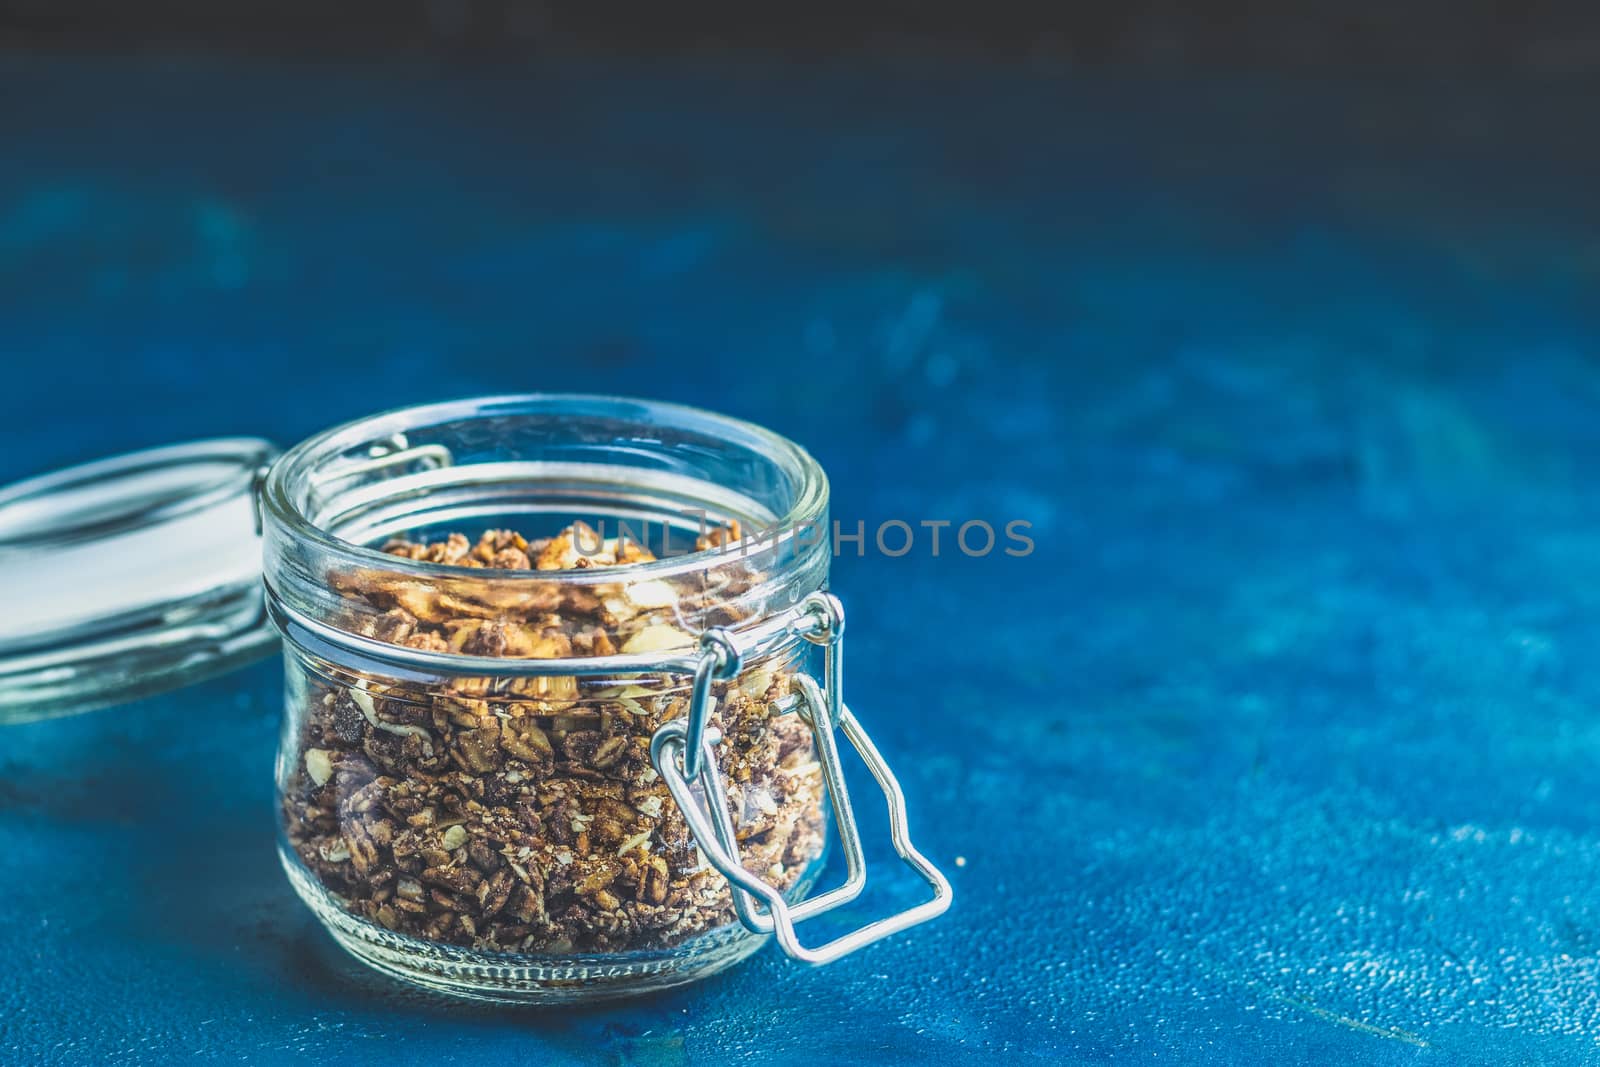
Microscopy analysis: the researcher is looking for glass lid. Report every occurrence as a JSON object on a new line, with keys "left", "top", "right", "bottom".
{"left": 0, "top": 438, "right": 280, "bottom": 723}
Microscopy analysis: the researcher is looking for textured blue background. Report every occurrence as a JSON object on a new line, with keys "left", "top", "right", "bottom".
{"left": 6, "top": 54, "right": 1600, "bottom": 1064}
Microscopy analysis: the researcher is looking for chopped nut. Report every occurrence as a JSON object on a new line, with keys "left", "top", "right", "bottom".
{"left": 623, "top": 579, "right": 678, "bottom": 609}
{"left": 635, "top": 795, "right": 664, "bottom": 819}
{"left": 616, "top": 829, "right": 652, "bottom": 855}
{"left": 750, "top": 787, "right": 779, "bottom": 817}
{"left": 491, "top": 547, "right": 531, "bottom": 569}
{"left": 621, "top": 624, "right": 693, "bottom": 654}
{"left": 696, "top": 519, "right": 742, "bottom": 551}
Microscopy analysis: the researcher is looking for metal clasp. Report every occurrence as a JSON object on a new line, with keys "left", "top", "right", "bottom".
{"left": 310, "top": 434, "right": 455, "bottom": 490}
{"left": 253, "top": 433, "right": 455, "bottom": 537}
{"left": 650, "top": 592, "right": 952, "bottom": 965}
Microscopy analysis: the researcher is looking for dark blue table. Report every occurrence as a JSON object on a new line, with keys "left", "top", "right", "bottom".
{"left": 5, "top": 54, "right": 1600, "bottom": 1065}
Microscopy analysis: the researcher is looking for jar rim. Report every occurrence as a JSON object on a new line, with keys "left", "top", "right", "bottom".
{"left": 260, "top": 392, "right": 830, "bottom": 586}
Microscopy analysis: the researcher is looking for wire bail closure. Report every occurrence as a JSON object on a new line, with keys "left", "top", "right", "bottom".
{"left": 649, "top": 591, "right": 953, "bottom": 965}
{"left": 681, "top": 628, "right": 741, "bottom": 780}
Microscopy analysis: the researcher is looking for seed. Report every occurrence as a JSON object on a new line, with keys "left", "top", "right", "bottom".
{"left": 304, "top": 749, "right": 334, "bottom": 787}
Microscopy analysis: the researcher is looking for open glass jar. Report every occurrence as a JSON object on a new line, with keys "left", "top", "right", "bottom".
{"left": 253, "top": 395, "right": 950, "bottom": 1001}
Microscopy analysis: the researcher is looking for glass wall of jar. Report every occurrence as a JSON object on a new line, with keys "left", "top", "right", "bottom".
{"left": 260, "top": 395, "right": 948, "bottom": 1002}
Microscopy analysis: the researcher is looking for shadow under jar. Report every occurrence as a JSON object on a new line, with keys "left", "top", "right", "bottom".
{"left": 259, "top": 396, "right": 950, "bottom": 1003}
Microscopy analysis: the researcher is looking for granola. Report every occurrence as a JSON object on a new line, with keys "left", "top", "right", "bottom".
{"left": 280, "top": 524, "right": 827, "bottom": 954}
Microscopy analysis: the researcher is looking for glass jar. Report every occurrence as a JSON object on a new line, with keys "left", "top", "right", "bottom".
{"left": 256, "top": 395, "right": 950, "bottom": 1002}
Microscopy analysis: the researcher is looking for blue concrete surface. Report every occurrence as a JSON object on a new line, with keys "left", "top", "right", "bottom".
{"left": 5, "top": 53, "right": 1600, "bottom": 1064}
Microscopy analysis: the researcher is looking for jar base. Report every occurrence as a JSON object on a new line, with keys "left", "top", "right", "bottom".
{"left": 281, "top": 846, "right": 790, "bottom": 1004}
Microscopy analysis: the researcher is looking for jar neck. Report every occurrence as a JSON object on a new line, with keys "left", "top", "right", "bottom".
{"left": 260, "top": 395, "right": 830, "bottom": 662}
